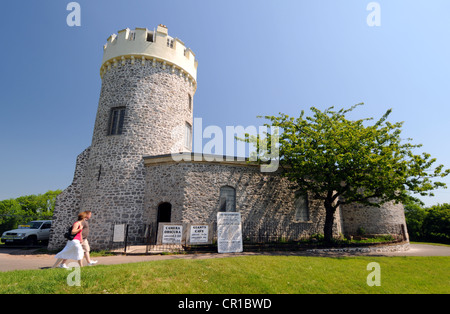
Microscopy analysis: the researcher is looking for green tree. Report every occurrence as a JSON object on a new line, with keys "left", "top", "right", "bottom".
{"left": 0, "top": 190, "right": 61, "bottom": 234}
{"left": 244, "top": 104, "right": 449, "bottom": 243}
{"left": 423, "top": 203, "right": 450, "bottom": 243}
{"left": 0, "top": 199, "right": 27, "bottom": 234}
{"left": 404, "top": 198, "right": 428, "bottom": 240}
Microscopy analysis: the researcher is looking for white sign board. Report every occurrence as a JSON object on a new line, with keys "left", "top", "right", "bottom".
{"left": 161, "top": 224, "right": 183, "bottom": 244}
{"left": 189, "top": 225, "right": 209, "bottom": 244}
{"left": 113, "top": 224, "right": 126, "bottom": 242}
{"left": 217, "top": 212, "right": 243, "bottom": 253}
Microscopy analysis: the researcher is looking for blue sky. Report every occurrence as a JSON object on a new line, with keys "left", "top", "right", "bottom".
{"left": 0, "top": 0, "right": 449, "bottom": 206}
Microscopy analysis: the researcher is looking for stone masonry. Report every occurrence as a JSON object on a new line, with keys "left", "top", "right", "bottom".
{"left": 143, "top": 155, "right": 343, "bottom": 240}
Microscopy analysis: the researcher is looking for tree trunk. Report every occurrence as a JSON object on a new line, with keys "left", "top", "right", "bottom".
{"left": 323, "top": 201, "right": 336, "bottom": 243}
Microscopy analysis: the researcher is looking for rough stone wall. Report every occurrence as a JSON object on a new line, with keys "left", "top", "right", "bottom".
{"left": 142, "top": 163, "right": 187, "bottom": 227}
{"left": 90, "top": 58, "right": 194, "bottom": 156}
{"left": 340, "top": 201, "right": 408, "bottom": 237}
{"left": 48, "top": 147, "right": 90, "bottom": 250}
{"left": 62, "top": 59, "right": 195, "bottom": 250}
{"left": 144, "top": 161, "right": 344, "bottom": 240}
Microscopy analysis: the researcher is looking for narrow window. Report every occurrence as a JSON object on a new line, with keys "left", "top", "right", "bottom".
{"left": 167, "top": 38, "right": 174, "bottom": 48}
{"left": 294, "top": 193, "right": 309, "bottom": 222}
{"left": 219, "top": 186, "right": 236, "bottom": 212}
{"left": 146, "top": 32, "right": 154, "bottom": 42}
{"left": 108, "top": 107, "right": 126, "bottom": 135}
{"left": 188, "top": 94, "right": 192, "bottom": 111}
{"left": 184, "top": 122, "right": 192, "bottom": 148}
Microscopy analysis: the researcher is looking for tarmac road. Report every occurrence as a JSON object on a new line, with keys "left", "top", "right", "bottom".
{"left": 0, "top": 243, "right": 449, "bottom": 272}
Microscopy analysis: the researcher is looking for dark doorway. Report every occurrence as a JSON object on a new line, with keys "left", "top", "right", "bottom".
{"left": 157, "top": 202, "right": 172, "bottom": 223}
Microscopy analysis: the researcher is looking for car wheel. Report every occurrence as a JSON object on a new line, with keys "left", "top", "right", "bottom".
{"left": 26, "top": 236, "right": 37, "bottom": 247}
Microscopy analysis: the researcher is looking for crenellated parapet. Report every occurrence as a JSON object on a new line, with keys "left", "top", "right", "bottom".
{"left": 100, "top": 24, "right": 198, "bottom": 87}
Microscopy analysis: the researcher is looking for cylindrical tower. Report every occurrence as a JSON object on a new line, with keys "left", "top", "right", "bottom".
{"left": 340, "top": 201, "right": 409, "bottom": 241}
{"left": 81, "top": 25, "right": 198, "bottom": 248}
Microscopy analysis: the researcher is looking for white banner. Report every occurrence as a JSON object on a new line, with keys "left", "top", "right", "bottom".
{"left": 161, "top": 224, "right": 183, "bottom": 244}
{"left": 113, "top": 224, "right": 126, "bottom": 242}
{"left": 217, "top": 212, "right": 243, "bottom": 253}
{"left": 189, "top": 225, "right": 209, "bottom": 244}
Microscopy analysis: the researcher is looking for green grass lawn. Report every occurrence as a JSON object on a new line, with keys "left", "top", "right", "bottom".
{"left": 0, "top": 255, "right": 449, "bottom": 294}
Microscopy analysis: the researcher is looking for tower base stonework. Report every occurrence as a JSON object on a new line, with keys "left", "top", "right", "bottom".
{"left": 48, "top": 147, "right": 90, "bottom": 250}
{"left": 341, "top": 201, "right": 408, "bottom": 238}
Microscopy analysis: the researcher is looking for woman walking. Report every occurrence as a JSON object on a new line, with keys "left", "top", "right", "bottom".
{"left": 52, "top": 212, "right": 86, "bottom": 268}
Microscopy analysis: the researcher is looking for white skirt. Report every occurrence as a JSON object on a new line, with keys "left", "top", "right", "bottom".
{"left": 55, "top": 239, "right": 84, "bottom": 260}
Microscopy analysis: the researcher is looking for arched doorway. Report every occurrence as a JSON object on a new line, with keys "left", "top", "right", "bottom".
{"left": 157, "top": 202, "right": 172, "bottom": 223}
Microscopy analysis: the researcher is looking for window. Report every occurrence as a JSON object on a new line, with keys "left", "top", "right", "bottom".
{"left": 294, "top": 193, "right": 309, "bottom": 222}
{"left": 219, "top": 186, "right": 236, "bottom": 212}
{"left": 108, "top": 107, "right": 126, "bottom": 135}
{"left": 167, "top": 38, "right": 174, "bottom": 48}
{"left": 146, "top": 32, "right": 154, "bottom": 42}
{"left": 188, "top": 94, "right": 192, "bottom": 111}
{"left": 185, "top": 122, "right": 192, "bottom": 148}
{"left": 41, "top": 223, "right": 51, "bottom": 229}
{"left": 128, "top": 31, "right": 136, "bottom": 41}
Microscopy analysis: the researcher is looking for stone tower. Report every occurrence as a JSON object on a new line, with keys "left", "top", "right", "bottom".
{"left": 49, "top": 25, "right": 198, "bottom": 249}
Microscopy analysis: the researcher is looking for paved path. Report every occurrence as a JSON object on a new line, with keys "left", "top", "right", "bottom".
{"left": 0, "top": 244, "right": 449, "bottom": 272}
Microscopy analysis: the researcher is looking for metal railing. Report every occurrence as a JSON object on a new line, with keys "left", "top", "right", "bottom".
{"left": 108, "top": 222, "right": 407, "bottom": 255}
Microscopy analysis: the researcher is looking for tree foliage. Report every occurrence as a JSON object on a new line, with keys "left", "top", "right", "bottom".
{"left": 0, "top": 190, "right": 61, "bottom": 234}
{"left": 244, "top": 103, "right": 449, "bottom": 242}
{"left": 405, "top": 200, "right": 450, "bottom": 243}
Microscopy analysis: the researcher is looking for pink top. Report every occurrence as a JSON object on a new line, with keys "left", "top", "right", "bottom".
{"left": 73, "top": 222, "right": 83, "bottom": 241}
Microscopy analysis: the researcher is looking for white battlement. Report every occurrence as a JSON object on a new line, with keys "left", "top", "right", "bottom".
{"left": 101, "top": 25, "right": 198, "bottom": 83}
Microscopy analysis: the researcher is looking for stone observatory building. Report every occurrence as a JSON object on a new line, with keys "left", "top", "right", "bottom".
{"left": 48, "top": 25, "right": 408, "bottom": 250}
